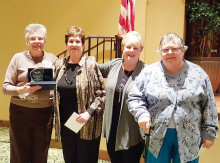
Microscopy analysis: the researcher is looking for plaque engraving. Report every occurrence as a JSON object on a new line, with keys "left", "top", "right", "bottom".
{"left": 30, "top": 67, "right": 44, "bottom": 82}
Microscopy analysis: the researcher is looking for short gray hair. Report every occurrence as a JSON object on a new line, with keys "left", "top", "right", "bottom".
{"left": 158, "top": 33, "right": 188, "bottom": 53}
{"left": 122, "top": 31, "right": 144, "bottom": 50}
{"left": 25, "top": 23, "right": 47, "bottom": 40}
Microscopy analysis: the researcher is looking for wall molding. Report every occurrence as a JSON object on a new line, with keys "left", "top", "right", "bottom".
{"left": 0, "top": 120, "right": 10, "bottom": 127}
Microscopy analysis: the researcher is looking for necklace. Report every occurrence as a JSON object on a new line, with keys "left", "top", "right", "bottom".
{"left": 64, "top": 65, "right": 78, "bottom": 85}
{"left": 118, "top": 66, "right": 133, "bottom": 102}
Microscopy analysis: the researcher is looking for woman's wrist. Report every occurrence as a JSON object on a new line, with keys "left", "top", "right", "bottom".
{"left": 87, "top": 108, "right": 94, "bottom": 115}
{"left": 17, "top": 87, "right": 30, "bottom": 99}
{"left": 17, "top": 87, "right": 23, "bottom": 94}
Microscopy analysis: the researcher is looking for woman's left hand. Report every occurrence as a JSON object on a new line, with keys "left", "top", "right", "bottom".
{"left": 202, "top": 139, "right": 214, "bottom": 149}
{"left": 76, "top": 112, "right": 91, "bottom": 124}
{"left": 17, "top": 83, "right": 41, "bottom": 94}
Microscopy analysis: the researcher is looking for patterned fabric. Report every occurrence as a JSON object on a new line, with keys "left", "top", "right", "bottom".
{"left": 54, "top": 55, "right": 105, "bottom": 141}
{"left": 127, "top": 60, "right": 218, "bottom": 163}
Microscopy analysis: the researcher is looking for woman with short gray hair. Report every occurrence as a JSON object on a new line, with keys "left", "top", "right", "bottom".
{"left": 127, "top": 32, "right": 218, "bottom": 163}
{"left": 2, "top": 23, "right": 58, "bottom": 163}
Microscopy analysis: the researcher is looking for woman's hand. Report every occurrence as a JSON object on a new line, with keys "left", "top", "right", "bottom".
{"left": 76, "top": 112, "right": 91, "bottom": 124}
{"left": 202, "top": 139, "right": 214, "bottom": 149}
{"left": 138, "top": 117, "right": 151, "bottom": 134}
{"left": 17, "top": 83, "right": 41, "bottom": 94}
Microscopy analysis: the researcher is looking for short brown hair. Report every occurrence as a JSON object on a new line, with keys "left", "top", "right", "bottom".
{"left": 65, "top": 26, "right": 85, "bottom": 45}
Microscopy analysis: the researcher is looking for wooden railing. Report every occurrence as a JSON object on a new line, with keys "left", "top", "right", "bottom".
{"left": 56, "top": 35, "right": 123, "bottom": 63}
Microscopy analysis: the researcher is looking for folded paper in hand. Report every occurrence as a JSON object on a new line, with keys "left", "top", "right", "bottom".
{"left": 64, "top": 112, "right": 85, "bottom": 133}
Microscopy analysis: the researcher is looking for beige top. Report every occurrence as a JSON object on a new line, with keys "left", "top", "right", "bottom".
{"left": 2, "top": 50, "right": 59, "bottom": 108}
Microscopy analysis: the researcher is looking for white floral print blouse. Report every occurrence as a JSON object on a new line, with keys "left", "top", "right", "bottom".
{"left": 127, "top": 60, "right": 218, "bottom": 163}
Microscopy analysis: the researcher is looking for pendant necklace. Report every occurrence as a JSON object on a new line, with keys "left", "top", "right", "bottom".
{"left": 64, "top": 65, "right": 78, "bottom": 85}
{"left": 118, "top": 66, "right": 133, "bottom": 102}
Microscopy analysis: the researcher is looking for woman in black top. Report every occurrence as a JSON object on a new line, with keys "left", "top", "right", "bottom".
{"left": 99, "top": 31, "right": 146, "bottom": 163}
{"left": 54, "top": 26, "right": 105, "bottom": 163}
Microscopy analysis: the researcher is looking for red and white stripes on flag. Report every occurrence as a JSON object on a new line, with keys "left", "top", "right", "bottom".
{"left": 118, "top": 0, "right": 135, "bottom": 37}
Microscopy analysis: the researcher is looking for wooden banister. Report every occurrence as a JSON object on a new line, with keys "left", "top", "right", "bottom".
{"left": 56, "top": 35, "right": 122, "bottom": 63}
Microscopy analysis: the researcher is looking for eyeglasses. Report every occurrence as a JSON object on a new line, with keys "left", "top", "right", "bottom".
{"left": 161, "top": 47, "right": 182, "bottom": 53}
{"left": 28, "top": 37, "right": 45, "bottom": 42}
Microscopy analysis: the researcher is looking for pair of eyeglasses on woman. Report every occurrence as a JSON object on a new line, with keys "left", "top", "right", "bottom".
{"left": 162, "top": 47, "right": 182, "bottom": 53}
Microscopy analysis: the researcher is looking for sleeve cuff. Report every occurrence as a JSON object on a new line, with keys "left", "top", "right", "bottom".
{"left": 138, "top": 113, "right": 151, "bottom": 122}
{"left": 201, "top": 131, "right": 217, "bottom": 140}
{"left": 87, "top": 107, "right": 95, "bottom": 115}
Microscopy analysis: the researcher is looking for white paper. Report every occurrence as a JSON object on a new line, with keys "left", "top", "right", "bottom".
{"left": 197, "top": 146, "right": 207, "bottom": 157}
{"left": 64, "top": 112, "right": 85, "bottom": 133}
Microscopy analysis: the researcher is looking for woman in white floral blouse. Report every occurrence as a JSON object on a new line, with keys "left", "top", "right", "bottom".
{"left": 127, "top": 33, "right": 218, "bottom": 163}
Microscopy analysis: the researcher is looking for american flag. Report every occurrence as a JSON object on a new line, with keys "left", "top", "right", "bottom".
{"left": 118, "top": 0, "right": 135, "bottom": 37}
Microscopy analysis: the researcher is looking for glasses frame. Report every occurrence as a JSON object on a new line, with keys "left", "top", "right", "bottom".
{"left": 161, "top": 47, "right": 182, "bottom": 53}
